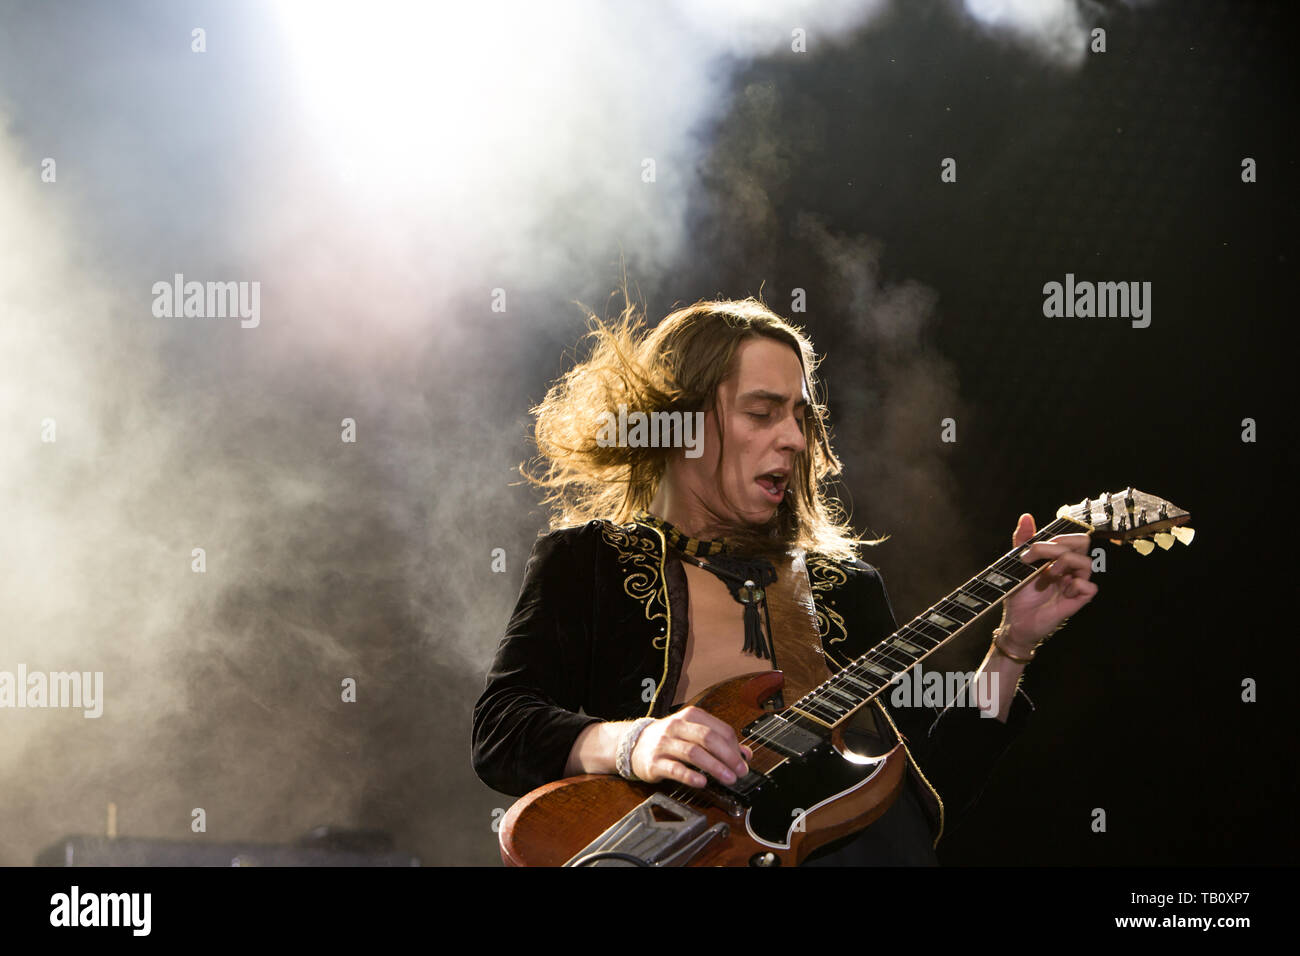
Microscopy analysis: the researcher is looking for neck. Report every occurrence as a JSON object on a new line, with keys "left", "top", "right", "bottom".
{"left": 647, "top": 470, "right": 715, "bottom": 539}
{"left": 646, "top": 467, "right": 786, "bottom": 553}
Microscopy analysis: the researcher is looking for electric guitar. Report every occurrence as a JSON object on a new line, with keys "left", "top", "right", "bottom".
{"left": 498, "top": 487, "right": 1192, "bottom": 866}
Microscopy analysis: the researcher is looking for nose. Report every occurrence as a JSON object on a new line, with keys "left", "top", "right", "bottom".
{"left": 780, "top": 410, "right": 807, "bottom": 454}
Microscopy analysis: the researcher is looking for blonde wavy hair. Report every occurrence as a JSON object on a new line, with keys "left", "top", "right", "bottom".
{"left": 522, "top": 293, "right": 874, "bottom": 560}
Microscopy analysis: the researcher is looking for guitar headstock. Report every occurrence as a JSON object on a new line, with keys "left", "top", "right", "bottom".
{"left": 1057, "top": 487, "right": 1193, "bottom": 555}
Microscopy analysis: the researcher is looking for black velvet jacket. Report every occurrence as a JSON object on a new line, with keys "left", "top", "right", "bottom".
{"left": 471, "top": 517, "right": 1034, "bottom": 849}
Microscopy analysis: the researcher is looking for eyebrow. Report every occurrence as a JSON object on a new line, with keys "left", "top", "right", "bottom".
{"left": 739, "top": 389, "right": 808, "bottom": 409}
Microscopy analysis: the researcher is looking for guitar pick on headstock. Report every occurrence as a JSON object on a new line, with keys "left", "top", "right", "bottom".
{"left": 1067, "top": 488, "right": 1192, "bottom": 549}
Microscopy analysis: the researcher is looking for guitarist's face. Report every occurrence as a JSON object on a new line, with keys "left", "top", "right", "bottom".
{"left": 677, "top": 336, "right": 810, "bottom": 532}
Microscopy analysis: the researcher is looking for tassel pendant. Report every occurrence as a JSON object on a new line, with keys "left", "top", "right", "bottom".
{"left": 678, "top": 553, "right": 777, "bottom": 660}
{"left": 737, "top": 577, "right": 772, "bottom": 660}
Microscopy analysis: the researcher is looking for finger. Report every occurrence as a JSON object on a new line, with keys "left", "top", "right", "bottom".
{"left": 1048, "top": 532, "right": 1092, "bottom": 553}
{"left": 655, "top": 757, "right": 707, "bottom": 789}
{"left": 1020, "top": 536, "right": 1089, "bottom": 563}
{"left": 1012, "top": 513, "right": 1036, "bottom": 548}
{"left": 679, "top": 709, "right": 749, "bottom": 774}
{"left": 692, "top": 724, "right": 750, "bottom": 776}
{"left": 668, "top": 737, "right": 741, "bottom": 785}
{"left": 1053, "top": 575, "right": 1098, "bottom": 607}
{"left": 1043, "top": 552, "right": 1092, "bottom": 579}
{"left": 1067, "top": 579, "right": 1099, "bottom": 600}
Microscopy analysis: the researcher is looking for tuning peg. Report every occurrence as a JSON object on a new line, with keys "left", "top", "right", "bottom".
{"left": 1132, "top": 539, "right": 1155, "bottom": 556}
{"left": 1154, "top": 533, "right": 1175, "bottom": 550}
{"left": 1171, "top": 526, "right": 1195, "bottom": 546}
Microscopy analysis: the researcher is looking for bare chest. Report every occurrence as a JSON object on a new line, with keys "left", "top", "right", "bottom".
{"left": 672, "top": 562, "right": 769, "bottom": 706}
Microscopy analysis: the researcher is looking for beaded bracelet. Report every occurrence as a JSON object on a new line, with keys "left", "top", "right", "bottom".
{"left": 616, "top": 718, "right": 655, "bottom": 781}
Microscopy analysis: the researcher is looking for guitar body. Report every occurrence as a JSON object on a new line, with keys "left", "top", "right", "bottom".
{"left": 499, "top": 671, "right": 909, "bottom": 866}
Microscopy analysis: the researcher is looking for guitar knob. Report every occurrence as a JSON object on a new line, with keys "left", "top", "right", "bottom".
{"left": 749, "top": 852, "right": 782, "bottom": 867}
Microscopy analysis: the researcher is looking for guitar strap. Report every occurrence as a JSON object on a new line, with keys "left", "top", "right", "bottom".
{"left": 766, "top": 551, "right": 889, "bottom": 747}
{"left": 675, "top": 546, "right": 861, "bottom": 711}
{"left": 762, "top": 550, "right": 835, "bottom": 704}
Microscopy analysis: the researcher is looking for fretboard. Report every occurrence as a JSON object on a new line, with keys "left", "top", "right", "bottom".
{"left": 785, "top": 512, "right": 1088, "bottom": 729}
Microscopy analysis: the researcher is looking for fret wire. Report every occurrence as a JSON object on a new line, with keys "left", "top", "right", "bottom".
{"left": 849, "top": 664, "right": 887, "bottom": 690}
{"left": 793, "top": 515, "right": 1082, "bottom": 727}
{"left": 962, "top": 580, "right": 1008, "bottom": 602}
{"left": 806, "top": 701, "right": 844, "bottom": 722}
{"left": 897, "top": 624, "right": 942, "bottom": 649}
{"left": 926, "top": 603, "right": 978, "bottom": 626}
{"left": 859, "top": 647, "right": 909, "bottom": 679}
{"left": 823, "top": 686, "right": 858, "bottom": 707}
{"left": 865, "top": 634, "right": 932, "bottom": 672}
{"left": 942, "top": 589, "right": 988, "bottom": 616}
{"left": 904, "top": 619, "right": 950, "bottom": 643}
{"left": 796, "top": 692, "right": 843, "bottom": 716}
{"left": 837, "top": 670, "right": 877, "bottom": 695}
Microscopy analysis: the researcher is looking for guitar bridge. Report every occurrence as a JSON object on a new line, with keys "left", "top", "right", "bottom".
{"left": 563, "top": 792, "right": 729, "bottom": 867}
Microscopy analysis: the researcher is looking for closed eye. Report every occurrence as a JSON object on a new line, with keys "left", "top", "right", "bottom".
{"left": 749, "top": 410, "right": 805, "bottom": 427}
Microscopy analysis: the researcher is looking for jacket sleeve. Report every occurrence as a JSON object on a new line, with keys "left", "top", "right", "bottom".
{"left": 843, "top": 560, "right": 1035, "bottom": 836}
{"left": 471, "top": 529, "right": 603, "bottom": 797}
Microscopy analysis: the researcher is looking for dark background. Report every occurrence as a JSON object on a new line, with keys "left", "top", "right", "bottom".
{"left": 511, "top": 0, "right": 1295, "bottom": 864}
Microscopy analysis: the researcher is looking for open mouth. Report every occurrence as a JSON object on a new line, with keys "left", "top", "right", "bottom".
{"left": 756, "top": 472, "right": 788, "bottom": 503}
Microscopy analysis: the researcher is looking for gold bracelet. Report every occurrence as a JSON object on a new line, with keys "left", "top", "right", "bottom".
{"left": 992, "top": 618, "right": 1071, "bottom": 664}
{"left": 992, "top": 628, "right": 1035, "bottom": 663}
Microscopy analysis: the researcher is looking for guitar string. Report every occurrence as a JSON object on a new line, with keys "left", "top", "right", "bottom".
{"left": 652, "top": 513, "right": 1085, "bottom": 810}
{"left": 777, "top": 514, "right": 1080, "bottom": 725}
{"left": 653, "top": 516, "right": 1079, "bottom": 813}
{"left": 654, "top": 516, "right": 1074, "bottom": 805}
{"left": 658, "top": 516, "right": 1072, "bottom": 805}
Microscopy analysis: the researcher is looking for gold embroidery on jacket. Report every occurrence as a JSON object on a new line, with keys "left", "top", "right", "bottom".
{"left": 642, "top": 523, "right": 670, "bottom": 718}
{"left": 807, "top": 554, "right": 849, "bottom": 646}
{"left": 599, "top": 520, "right": 669, "bottom": 645}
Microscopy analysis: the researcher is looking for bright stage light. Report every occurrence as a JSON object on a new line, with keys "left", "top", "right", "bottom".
{"left": 272, "top": 0, "right": 556, "bottom": 193}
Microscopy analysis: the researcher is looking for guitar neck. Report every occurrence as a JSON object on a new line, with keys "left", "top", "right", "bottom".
{"left": 786, "top": 513, "right": 1090, "bottom": 730}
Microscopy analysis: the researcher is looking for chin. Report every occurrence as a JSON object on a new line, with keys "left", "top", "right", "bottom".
{"left": 744, "top": 504, "right": 782, "bottom": 529}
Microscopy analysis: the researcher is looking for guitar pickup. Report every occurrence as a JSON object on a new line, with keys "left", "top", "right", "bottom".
{"left": 708, "top": 768, "right": 771, "bottom": 807}
{"left": 743, "top": 714, "right": 825, "bottom": 761}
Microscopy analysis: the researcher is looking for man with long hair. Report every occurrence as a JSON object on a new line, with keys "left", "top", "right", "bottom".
{"left": 472, "top": 295, "right": 1095, "bottom": 865}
